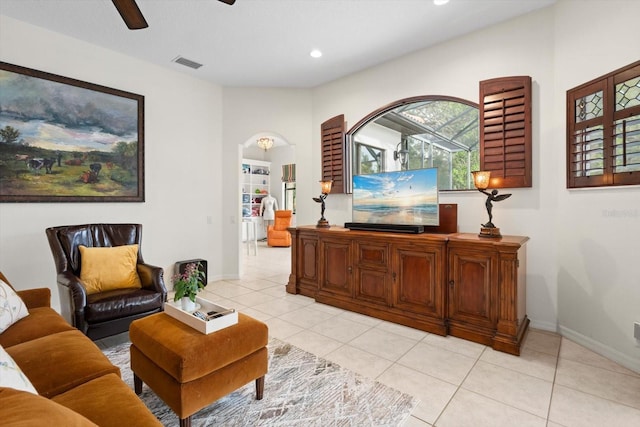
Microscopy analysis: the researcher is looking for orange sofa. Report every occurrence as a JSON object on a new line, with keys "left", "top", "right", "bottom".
{"left": 0, "top": 272, "right": 160, "bottom": 426}
{"left": 267, "top": 210, "right": 292, "bottom": 247}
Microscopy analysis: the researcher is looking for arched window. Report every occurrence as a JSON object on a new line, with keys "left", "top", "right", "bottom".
{"left": 347, "top": 96, "right": 479, "bottom": 191}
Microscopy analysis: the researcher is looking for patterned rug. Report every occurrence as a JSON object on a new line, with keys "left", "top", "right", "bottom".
{"left": 102, "top": 338, "right": 417, "bottom": 426}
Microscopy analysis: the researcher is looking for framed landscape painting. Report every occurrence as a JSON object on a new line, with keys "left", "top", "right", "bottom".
{"left": 0, "top": 62, "right": 144, "bottom": 202}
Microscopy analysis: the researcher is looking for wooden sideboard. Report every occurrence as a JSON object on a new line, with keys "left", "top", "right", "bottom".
{"left": 287, "top": 226, "right": 529, "bottom": 355}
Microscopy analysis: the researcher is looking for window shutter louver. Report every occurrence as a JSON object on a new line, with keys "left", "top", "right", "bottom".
{"left": 611, "top": 64, "right": 640, "bottom": 185}
{"left": 321, "top": 114, "right": 346, "bottom": 194}
{"left": 566, "top": 61, "right": 640, "bottom": 188}
{"left": 480, "top": 76, "right": 532, "bottom": 188}
{"left": 566, "top": 80, "right": 608, "bottom": 188}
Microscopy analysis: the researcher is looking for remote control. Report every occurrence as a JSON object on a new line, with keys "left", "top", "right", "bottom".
{"left": 192, "top": 311, "right": 207, "bottom": 320}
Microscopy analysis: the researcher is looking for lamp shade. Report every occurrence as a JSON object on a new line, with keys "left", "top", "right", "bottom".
{"left": 320, "top": 180, "right": 333, "bottom": 194}
{"left": 472, "top": 171, "right": 491, "bottom": 190}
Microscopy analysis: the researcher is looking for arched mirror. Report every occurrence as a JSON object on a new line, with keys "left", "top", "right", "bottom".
{"left": 346, "top": 96, "right": 479, "bottom": 192}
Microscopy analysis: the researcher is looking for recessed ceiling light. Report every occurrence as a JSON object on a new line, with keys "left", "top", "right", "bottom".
{"left": 434, "top": 0, "right": 449, "bottom": 5}
{"left": 310, "top": 49, "right": 323, "bottom": 58}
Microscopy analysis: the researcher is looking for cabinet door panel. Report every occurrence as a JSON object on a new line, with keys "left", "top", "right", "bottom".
{"left": 357, "top": 243, "right": 388, "bottom": 267}
{"left": 457, "top": 259, "right": 489, "bottom": 315}
{"left": 393, "top": 246, "right": 443, "bottom": 316}
{"left": 449, "top": 249, "right": 495, "bottom": 327}
{"left": 320, "top": 240, "right": 352, "bottom": 297}
{"left": 354, "top": 242, "right": 389, "bottom": 305}
{"left": 300, "top": 236, "right": 318, "bottom": 283}
{"left": 355, "top": 269, "right": 388, "bottom": 305}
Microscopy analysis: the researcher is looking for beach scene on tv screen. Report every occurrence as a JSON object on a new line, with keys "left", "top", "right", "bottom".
{"left": 352, "top": 168, "right": 439, "bottom": 226}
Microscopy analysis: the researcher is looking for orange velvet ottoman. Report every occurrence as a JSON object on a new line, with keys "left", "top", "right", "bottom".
{"left": 129, "top": 312, "right": 268, "bottom": 427}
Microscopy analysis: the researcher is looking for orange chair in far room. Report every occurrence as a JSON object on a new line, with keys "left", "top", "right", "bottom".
{"left": 267, "top": 210, "right": 293, "bottom": 247}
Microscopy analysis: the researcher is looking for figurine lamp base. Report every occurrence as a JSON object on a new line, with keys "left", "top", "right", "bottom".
{"left": 316, "top": 219, "right": 330, "bottom": 228}
{"left": 479, "top": 226, "right": 501, "bottom": 238}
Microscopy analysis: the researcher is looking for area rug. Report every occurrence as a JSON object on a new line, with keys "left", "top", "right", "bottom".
{"left": 102, "top": 338, "right": 418, "bottom": 426}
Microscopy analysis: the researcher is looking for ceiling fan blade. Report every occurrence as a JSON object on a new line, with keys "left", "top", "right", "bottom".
{"left": 218, "top": 0, "right": 236, "bottom": 5}
{"left": 112, "top": 0, "right": 149, "bottom": 30}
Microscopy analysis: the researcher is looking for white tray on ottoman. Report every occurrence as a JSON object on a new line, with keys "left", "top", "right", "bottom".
{"left": 164, "top": 296, "right": 238, "bottom": 334}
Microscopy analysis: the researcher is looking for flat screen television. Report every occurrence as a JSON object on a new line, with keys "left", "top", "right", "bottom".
{"left": 348, "top": 168, "right": 438, "bottom": 233}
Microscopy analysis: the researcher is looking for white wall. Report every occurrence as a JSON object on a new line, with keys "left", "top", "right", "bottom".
{"left": 553, "top": 0, "right": 640, "bottom": 371}
{"left": 0, "top": 16, "right": 225, "bottom": 312}
{"left": 307, "top": 1, "right": 640, "bottom": 371}
{"left": 221, "top": 88, "right": 312, "bottom": 277}
{"left": 266, "top": 144, "right": 297, "bottom": 210}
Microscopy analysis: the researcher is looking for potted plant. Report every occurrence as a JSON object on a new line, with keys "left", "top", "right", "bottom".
{"left": 173, "top": 262, "right": 206, "bottom": 312}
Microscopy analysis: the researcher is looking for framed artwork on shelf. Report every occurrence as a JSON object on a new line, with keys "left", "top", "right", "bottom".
{"left": 0, "top": 62, "right": 144, "bottom": 202}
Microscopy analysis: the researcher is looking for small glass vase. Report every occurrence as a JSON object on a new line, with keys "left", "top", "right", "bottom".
{"left": 181, "top": 296, "right": 197, "bottom": 312}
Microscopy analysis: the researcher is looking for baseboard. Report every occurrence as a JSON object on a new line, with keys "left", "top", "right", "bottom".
{"left": 529, "top": 319, "right": 558, "bottom": 333}
{"left": 558, "top": 325, "right": 640, "bottom": 374}
{"left": 219, "top": 273, "right": 240, "bottom": 281}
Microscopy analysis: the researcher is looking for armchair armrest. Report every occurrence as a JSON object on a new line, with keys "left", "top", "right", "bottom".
{"left": 56, "top": 271, "right": 88, "bottom": 324}
{"left": 16, "top": 288, "right": 51, "bottom": 309}
{"left": 137, "top": 263, "right": 167, "bottom": 300}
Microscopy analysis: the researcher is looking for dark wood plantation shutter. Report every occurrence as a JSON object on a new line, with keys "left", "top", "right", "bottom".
{"left": 480, "top": 76, "right": 532, "bottom": 188}
{"left": 321, "top": 114, "right": 346, "bottom": 194}
{"left": 566, "top": 79, "right": 607, "bottom": 187}
{"left": 611, "top": 63, "right": 640, "bottom": 186}
{"left": 567, "top": 61, "right": 640, "bottom": 188}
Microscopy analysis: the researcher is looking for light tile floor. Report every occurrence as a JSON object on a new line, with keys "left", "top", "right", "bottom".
{"left": 100, "top": 242, "right": 640, "bottom": 426}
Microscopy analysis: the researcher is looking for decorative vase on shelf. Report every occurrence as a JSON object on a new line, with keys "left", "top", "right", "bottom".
{"left": 181, "top": 297, "right": 197, "bottom": 312}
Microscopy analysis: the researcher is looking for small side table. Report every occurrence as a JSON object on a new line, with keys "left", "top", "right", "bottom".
{"left": 242, "top": 217, "right": 258, "bottom": 255}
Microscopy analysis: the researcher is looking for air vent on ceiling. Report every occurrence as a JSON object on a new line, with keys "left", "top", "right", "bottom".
{"left": 172, "top": 56, "right": 203, "bottom": 70}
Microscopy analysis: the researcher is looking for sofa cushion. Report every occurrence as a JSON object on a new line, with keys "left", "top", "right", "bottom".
{"left": 5, "top": 330, "right": 119, "bottom": 398}
{"left": 0, "top": 279, "right": 29, "bottom": 334}
{"left": 1, "top": 272, "right": 52, "bottom": 310}
{"left": 15, "top": 288, "right": 51, "bottom": 310}
{"left": 0, "top": 387, "right": 98, "bottom": 426}
{"left": 85, "top": 288, "right": 164, "bottom": 323}
{"left": 79, "top": 244, "right": 142, "bottom": 295}
{"left": 0, "top": 307, "right": 75, "bottom": 349}
{"left": 52, "top": 373, "right": 162, "bottom": 427}
{"left": 0, "top": 345, "right": 37, "bottom": 394}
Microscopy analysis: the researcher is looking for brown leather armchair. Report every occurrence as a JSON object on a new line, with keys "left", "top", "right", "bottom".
{"left": 46, "top": 223, "right": 167, "bottom": 340}
{"left": 267, "top": 210, "right": 292, "bottom": 247}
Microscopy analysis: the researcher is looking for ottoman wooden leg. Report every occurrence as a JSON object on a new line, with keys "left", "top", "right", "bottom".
{"left": 255, "top": 375, "right": 265, "bottom": 400}
{"left": 180, "top": 416, "right": 191, "bottom": 427}
{"left": 134, "top": 373, "right": 143, "bottom": 395}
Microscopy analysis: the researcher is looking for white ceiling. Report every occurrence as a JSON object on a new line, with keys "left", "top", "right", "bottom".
{"left": 0, "top": 0, "right": 556, "bottom": 88}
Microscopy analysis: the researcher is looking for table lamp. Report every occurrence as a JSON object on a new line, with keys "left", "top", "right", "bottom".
{"left": 313, "top": 180, "right": 333, "bottom": 228}
{"left": 471, "top": 171, "right": 511, "bottom": 238}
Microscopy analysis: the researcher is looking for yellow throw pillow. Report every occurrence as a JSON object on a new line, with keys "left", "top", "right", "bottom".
{"left": 79, "top": 245, "right": 142, "bottom": 295}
